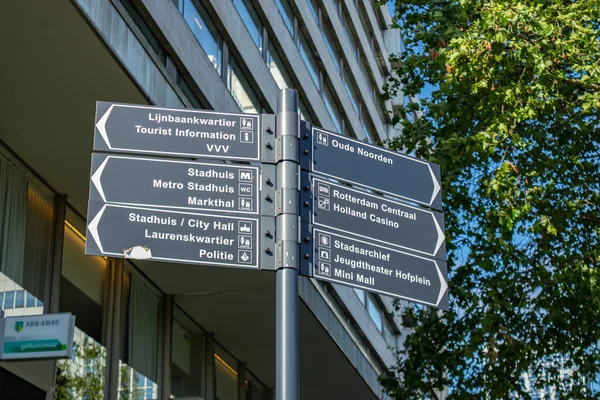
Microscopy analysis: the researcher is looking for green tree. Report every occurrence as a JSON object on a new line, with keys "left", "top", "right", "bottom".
{"left": 378, "top": 0, "right": 600, "bottom": 398}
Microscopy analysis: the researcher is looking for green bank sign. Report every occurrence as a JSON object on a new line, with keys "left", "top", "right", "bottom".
{"left": 0, "top": 313, "right": 75, "bottom": 360}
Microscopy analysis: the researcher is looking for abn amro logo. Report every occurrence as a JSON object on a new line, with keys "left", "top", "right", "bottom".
{"left": 15, "top": 321, "right": 24, "bottom": 333}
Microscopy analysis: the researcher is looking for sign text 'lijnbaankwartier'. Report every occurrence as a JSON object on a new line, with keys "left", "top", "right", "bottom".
{"left": 94, "top": 102, "right": 260, "bottom": 161}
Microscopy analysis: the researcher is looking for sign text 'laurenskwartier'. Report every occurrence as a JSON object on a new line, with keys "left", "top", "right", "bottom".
{"left": 86, "top": 203, "right": 258, "bottom": 268}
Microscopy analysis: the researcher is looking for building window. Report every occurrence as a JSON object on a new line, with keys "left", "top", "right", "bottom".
{"left": 215, "top": 344, "right": 239, "bottom": 400}
{"left": 361, "top": 112, "right": 375, "bottom": 143}
{"left": 26, "top": 292, "right": 36, "bottom": 307}
{"left": 366, "top": 294, "right": 383, "bottom": 331}
{"left": 55, "top": 210, "right": 108, "bottom": 399}
{"left": 353, "top": 288, "right": 365, "bottom": 304}
{"left": 307, "top": 0, "right": 319, "bottom": 22}
{"left": 3, "top": 291, "right": 14, "bottom": 309}
{"left": 0, "top": 153, "right": 52, "bottom": 318}
{"left": 323, "top": 24, "right": 341, "bottom": 72}
{"left": 15, "top": 290, "right": 24, "bottom": 308}
{"left": 181, "top": 0, "right": 222, "bottom": 74}
{"left": 246, "top": 371, "right": 268, "bottom": 400}
{"left": 171, "top": 306, "right": 207, "bottom": 398}
{"left": 227, "top": 58, "right": 260, "bottom": 113}
{"left": 342, "top": 12, "right": 358, "bottom": 58}
{"left": 344, "top": 68, "right": 360, "bottom": 115}
{"left": 324, "top": 86, "right": 342, "bottom": 133}
{"left": 299, "top": 32, "right": 320, "bottom": 90}
{"left": 267, "top": 44, "right": 293, "bottom": 89}
{"left": 233, "top": 0, "right": 263, "bottom": 53}
{"left": 274, "top": 0, "right": 294, "bottom": 35}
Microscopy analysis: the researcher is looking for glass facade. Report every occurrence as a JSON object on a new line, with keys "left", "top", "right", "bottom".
{"left": 181, "top": 0, "right": 222, "bottom": 74}
{"left": 233, "top": 0, "right": 263, "bottom": 53}
{"left": 274, "top": 0, "right": 294, "bottom": 35}
{"left": 228, "top": 58, "right": 260, "bottom": 113}
{"left": 299, "top": 32, "right": 320, "bottom": 90}
{"left": 0, "top": 0, "right": 405, "bottom": 395}
{"left": 267, "top": 43, "right": 293, "bottom": 90}
{"left": 324, "top": 86, "right": 342, "bottom": 133}
{"left": 323, "top": 24, "right": 341, "bottom": 72}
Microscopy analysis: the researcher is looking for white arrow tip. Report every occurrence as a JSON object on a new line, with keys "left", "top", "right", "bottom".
{"left": 432, "top": 214, "right": 445, "bottom": 255}
{"left": 96, "top": 104, "right": 114, "bottom": 148}
{"left": 428, "top": 164, "right": 441, "bottom": 206}
{"left": 88, "top": 205, "right": 106, "bottom": 253}
{"left": 91, "top": 157, "right": 110, "bottom": 202}
{"left": 435, "top": 261, "right": 448, "bottom": 306}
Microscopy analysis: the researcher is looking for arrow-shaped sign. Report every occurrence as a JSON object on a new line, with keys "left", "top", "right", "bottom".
{"left": 310, "top": 229, "right": 448, "bottom": 310}
{"left": 88, "top": 154, "right": 259, "bottom": 214}
{"left": 306, "top": 127, "right": 442, "bottom": 209}
{"left": 85, "top": 202, "right": 260, "bottom": 269}
{"left": 93, "top": 102, "right": 261, "bottom": 161}
{"left": 309, "top": 177, "right": 445, "bottom": 260}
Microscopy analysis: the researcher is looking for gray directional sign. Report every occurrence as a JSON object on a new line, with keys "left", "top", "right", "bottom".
{"left": 86, "top": 202, "right": 259, "bottom": 269}
{"left": 94, "top": 102, "right": 260, "bottom": 161}
{"left": 308, "top": 127, "right": 442, "bottom": 209}
{"left": 310, "top": 177, "right": 445, "bottom": 260}
{"left": 311, "top": 229, "right": 448, "bottom": 310}
{"left": 89, "top": 154, "right": 259, "bottom": 214}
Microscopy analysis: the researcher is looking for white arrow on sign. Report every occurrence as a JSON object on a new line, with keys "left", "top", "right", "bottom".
{"left": 428, "top": 164, "right": 442, "bottom": 206}
{"left": 95, "top": 104, "right": 114, "bottom": 148}
{"left": 87, "top": 204, "right": 106, "bottom": 253}
{"left": 91, "top": 156, "right": 110, "bottom": 202}
{"left": 434, "top": 260, "right": 448, "bottom": 306}
{"left": 432, "top": 214, "right": 445, "bottom": 256}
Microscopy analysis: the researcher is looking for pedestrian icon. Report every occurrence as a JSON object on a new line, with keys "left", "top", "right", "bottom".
{"left": 238, "top": 250, "right": 252, "bottom": 264}
{"left": 240, "top": 131, "right": 254, "bottom": 143}
{"left": 238, "top": 235, "right": 252, "bottom": 249}
{"left": 239, "top": 197, "right": 253, "bottom": 211}
{"left": 240, "top": 117, "right": 254, "bottom": 130}
{"left": 318, "top": 233, "right": 331, "bottom": 248}
{"left": 317, "top": 132, "right": 328, "bottom": 146}
{"left": 318, "top": 262, "right": 331, "bottom": 277}
{"left": 317, "top": 196, "right": 330, "bottom": 211}
{"left": 238, "top": 221, "right": 253, "bottom": 234}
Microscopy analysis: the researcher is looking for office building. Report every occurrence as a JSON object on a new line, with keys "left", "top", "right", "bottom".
{"left": 0, "top": 0, "right": 405, "bottom": 398}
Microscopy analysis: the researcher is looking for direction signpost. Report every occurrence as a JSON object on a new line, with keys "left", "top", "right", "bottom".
{"left": 94, "top": 102, "right": 260, "bottom": 161}
{"left": 308, "top": 127, "right": 442, "bottom": 209}
{"left": 310, "top": 177, "right": 446, "bottom": 259}
{"left": 85, "top": 93, "right": 449, "bottom": 400}
{"left": 311, "top": 229, "right": 448, "bottom": 309}
{"left": 89, "top": 154, "right": 259, "bottom": 214}
{"left": 86, "top": 202, "right": 259, "bottom": 268}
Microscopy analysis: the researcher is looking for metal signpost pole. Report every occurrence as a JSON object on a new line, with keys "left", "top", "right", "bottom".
{"left": 275, "top": 89, "right": 300, "bottom": 400}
